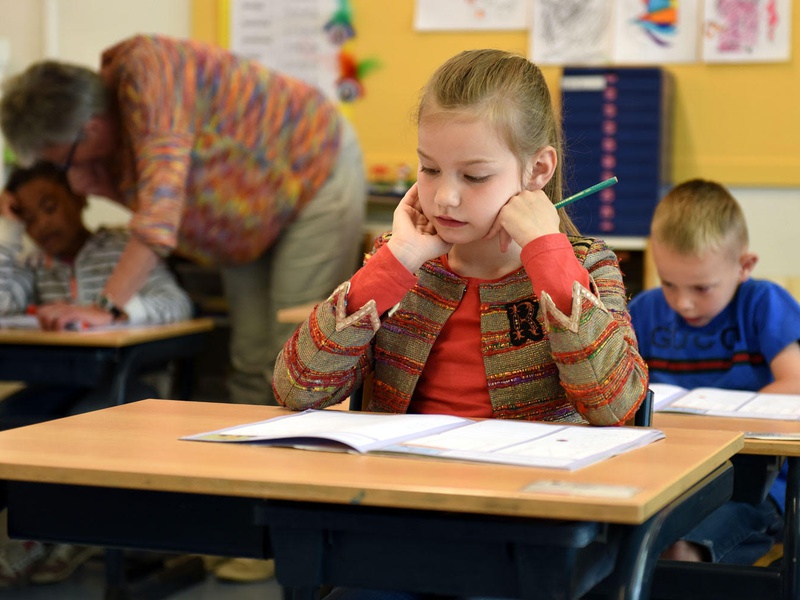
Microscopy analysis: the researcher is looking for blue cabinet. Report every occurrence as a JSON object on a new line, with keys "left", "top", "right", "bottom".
{"left": 560, "top": 67, "right": 672, "bottom": 237}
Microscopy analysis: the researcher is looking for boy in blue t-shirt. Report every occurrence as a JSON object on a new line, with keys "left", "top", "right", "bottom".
{"left": 630, "top": 179, "right": 800, "bottom": 564}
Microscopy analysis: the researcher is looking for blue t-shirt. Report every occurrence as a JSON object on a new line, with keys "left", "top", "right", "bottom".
{"left": 630, "top": 278, "right": 800, "bottom": 511}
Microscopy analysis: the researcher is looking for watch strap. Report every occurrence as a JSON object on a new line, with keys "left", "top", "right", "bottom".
{"left": 96, "top": 294, "right": 124, "bottom": 321}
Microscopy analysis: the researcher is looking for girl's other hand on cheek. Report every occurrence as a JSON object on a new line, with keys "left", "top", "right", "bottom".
{"left": 485, "top": 189, "right": 561, "bottom": 252}
{"left": 387, "top": 183, "right": 452, "bottom": 273}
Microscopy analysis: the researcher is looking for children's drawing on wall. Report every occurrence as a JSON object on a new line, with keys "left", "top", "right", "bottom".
{"left": 229, "top": 0, "right": 341, "bottom": 100}
{"left": 334, "top": 50, "right": 380, "bottom": 103}
{"left": 324, "top": 0, "right": 380, "bottom": 103}
{"left": 702, "top": 0, "right": 791, "bottom": 62}
{"left": 414, "top": 0, "right": 528, "bottom": 31}
{"left": 613, "top": 0, "right": 700, "bottom": 63}
{"left": 229, "top": 0, "right": 377, "bottom": 105}
{"left": 529, "top": 0, "right": 614, "bottom": 65}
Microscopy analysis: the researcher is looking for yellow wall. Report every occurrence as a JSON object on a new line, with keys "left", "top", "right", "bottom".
{"left": 191, "top": 0, "right": 800, "bottom": 187}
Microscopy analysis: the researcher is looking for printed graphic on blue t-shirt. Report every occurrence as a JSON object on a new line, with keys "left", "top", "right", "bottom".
{"left": 630, "top": 279, "right": 800, "bottom": 391}
{"left": 629, "top": 278, "right": 800, "bottom": 512}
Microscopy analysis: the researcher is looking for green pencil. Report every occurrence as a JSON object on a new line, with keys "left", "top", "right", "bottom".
{"left": 554, "top": 176, "right": 618, "bottom": 209}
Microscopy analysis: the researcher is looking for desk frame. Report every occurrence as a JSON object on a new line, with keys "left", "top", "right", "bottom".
{"left": 3, "top": 465, "right": 733, "bottom": 600}
{"left": 265, "top": 466, "right": 732, "bottom": 600}
{"left": 0, "top": 323, "right": 214, "bottom": 597}
{"left": 634, "top": 456, "right": 798, "bottom": 600}
{"left": 0, "top": 400, "right": 744, "bottom": 600}
{"left": 650, "top": 413, "right": 800, "bottom": 600}
{"left": 0, "top": 321, "right": 213, "bottom": 405}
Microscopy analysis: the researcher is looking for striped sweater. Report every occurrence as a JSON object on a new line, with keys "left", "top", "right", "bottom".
{"left": 0, "top": 221, "right": 192, "bottom": 325}
{"left": 274, "top": 235, "right": 648, "bottom": 426}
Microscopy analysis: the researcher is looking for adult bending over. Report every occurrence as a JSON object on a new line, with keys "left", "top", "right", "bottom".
{"left": 1, "top": 34, "right": 366, "bottom": 407}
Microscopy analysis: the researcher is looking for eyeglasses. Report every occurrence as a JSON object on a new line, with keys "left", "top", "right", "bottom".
{"left": 59, "top": 134, "right": 82, "bottom": 173}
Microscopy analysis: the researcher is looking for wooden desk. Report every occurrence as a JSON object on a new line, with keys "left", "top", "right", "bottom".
{"left": 652, "top": 412, "right": 800, "bottom": 600}
{"left": 0, "top": 318, "right": 214, "bottom": 405}
{"left": 276, "top": 302, "right": 318, "bottom": 324}
{"left": 0, "top": 400, "right": 742, "bottom": 600}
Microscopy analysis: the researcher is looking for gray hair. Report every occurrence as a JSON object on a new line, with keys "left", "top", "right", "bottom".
{"left": 1, "top": 60, "right": 107, "bottom": 165}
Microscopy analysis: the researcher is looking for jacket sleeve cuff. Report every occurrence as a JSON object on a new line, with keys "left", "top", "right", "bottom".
{"left": 539, "top": 279, "right": 606, "bottom": 333}
{"left": 329, "top": 281, "right": 382, "bottom": 333}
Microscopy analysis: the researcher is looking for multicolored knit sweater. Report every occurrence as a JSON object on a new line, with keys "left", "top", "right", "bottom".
{"left": 274, "top": 235, "right": 648, "bottom": 426}
{"left": 100, "top": 35, "right": 342, "bottom": 266}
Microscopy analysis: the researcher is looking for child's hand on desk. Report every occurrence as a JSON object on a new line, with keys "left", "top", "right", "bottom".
{"left": 36, "top": 302, "right": 120, "bottom": 331}
{"left": 387, "top": 183, "right": 452, "bottom": 273}
{"left": 485, "top": 189, "right": 561, "bottom": 253}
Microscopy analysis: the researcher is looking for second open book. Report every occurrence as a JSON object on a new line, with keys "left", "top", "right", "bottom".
{"left": 183, "top": 409, "right": 664, "bottom": 471}
{"left": 651, "top": 383, "right": 800, "bottom": 420}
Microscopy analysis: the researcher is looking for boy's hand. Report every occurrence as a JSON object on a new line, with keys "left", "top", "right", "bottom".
{"left": 36, "top": 302, "right": 118, "bottom": 331}
{"left": 387, "top": 183, "right": 452, "bottom": 273}
{"left": 484, "top": 189, "right": 561, "bottom": 252}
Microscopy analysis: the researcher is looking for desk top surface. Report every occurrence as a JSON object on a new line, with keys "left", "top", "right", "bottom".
{"left": 0, "top": 400, "right": 742, "bottom": 524}
{"left": 0, "top": 318, "right": 214, "bottom": 347}
{"left": 654, "top": 412, "right": 800, "bottom": 456}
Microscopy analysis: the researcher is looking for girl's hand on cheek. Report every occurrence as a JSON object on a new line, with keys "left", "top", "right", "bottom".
{"left": 387, "top": 183, "right": 453, "bottom": 273}
{"left": 484, "top": 189, "right": 561, "bottom": 252}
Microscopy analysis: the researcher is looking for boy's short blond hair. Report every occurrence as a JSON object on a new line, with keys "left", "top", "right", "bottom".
{"left": 651, "top": 179, "right": 748, "bottom": 256}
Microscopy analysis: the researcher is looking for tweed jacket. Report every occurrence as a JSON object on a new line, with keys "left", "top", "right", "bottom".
{"left": 274, "top": 234, "right": 648, "bottom": 426}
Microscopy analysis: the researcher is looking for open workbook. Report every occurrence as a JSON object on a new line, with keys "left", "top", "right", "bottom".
{"left": 183, "top": 409, "right": 665, "bottom": 471}
{"left": 651, "top": 383, "right": 800, "bottom": 420}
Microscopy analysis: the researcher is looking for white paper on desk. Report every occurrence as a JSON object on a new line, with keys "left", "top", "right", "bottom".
{"left": 0, "top": 315, "right": 137, "bottom": 332}
{"left": 386, "top": 420, "right": 665, "bottom": 471}
{"left": 185, "top": 409, "right": 665, "bottom": 470}
{"left": 649, "top": 383, "right": 693, "bottom": 411}
{"left": 183, "top": 409, "right": 471, "bottom": 453}
{"left": 76, "top": 322, "right": 138, "bottom": 333}
{"left": 0, "top": 314, "right": 40, "bottom": 329}
{"left": 667, "top": 388, "right": 756, "bottom": 413}
{"left": 734, "top": 395, "right": 800, "bottom": 419}
{"left": 745, "top": 431, "right": 800, "bottom": 441}
{"left": 655, "top": 385, "right": 800, "bottom": 420}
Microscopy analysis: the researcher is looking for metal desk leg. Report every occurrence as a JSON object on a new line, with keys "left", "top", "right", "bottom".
{"left": 104, "top": 549, "right": 127, "bottom": 599}
{"left": 108, "top": 333, "right": 209, "bottom": 405}
{"left": 784, "top": 456, "right": 799, "bottom": 600}
{"left": 594, "top": 463, "right": 734, "bottom": 600}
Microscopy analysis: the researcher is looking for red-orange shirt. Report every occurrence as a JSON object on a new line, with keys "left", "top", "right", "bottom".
{"left": 347, "top": 233, "right": 591, "bottom": 417}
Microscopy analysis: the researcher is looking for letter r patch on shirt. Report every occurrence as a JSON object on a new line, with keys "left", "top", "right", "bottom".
{"left": 506, "top": 300, "right": 545, "bottom": 346}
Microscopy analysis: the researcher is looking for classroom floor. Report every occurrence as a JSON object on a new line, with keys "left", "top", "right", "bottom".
{"left": 0, "top": 554, "right": 283, "bottom": 599}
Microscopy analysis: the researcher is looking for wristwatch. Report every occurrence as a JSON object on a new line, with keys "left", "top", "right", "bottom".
{"left": 95, "top": 294, "right": 125, "bottom": 321}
